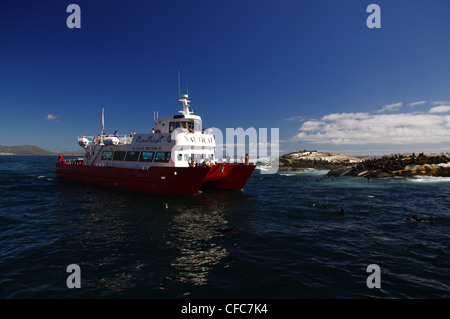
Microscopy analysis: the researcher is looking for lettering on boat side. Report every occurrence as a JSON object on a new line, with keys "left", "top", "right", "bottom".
{"left": 135, "top": 135, "right": 171, "bottom": 144}
{"left": 66, "top": 264, "right": 81, "bottom": 288}
{"left": 132, "top": 146, "right": 159, "bottom": 151}
{"left": 184, "top": 136, "right": 214, "bottom": 144}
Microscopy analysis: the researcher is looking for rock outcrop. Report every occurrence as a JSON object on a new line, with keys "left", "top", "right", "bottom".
{"left": 326, "top": 153, "right": 450, "bottom": 178}
{"left": 277, "top": 150, "right": 361, "bottom": 171}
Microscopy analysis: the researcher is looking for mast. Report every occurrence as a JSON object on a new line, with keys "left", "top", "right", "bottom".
{"left": 177, "top": 70, "right": 192, "bottom": 115}
{"left": 179, "top": 94, "right": 191, "bottom": 115}
{"left": 101, "top": 107, "right": 104, "bottom": 136}
{"left": 178, "top": 69, "right": 181, "bottom": 98}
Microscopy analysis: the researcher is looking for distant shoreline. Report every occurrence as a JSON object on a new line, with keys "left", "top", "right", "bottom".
{"left": 0, "top": 145, "right": 83, "bottom": 156}
{"left": 0, "top": 153, "right": 84, "bottom": 156}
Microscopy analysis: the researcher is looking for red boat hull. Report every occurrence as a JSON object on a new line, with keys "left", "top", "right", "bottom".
{"left": 201, "top": 164, "right": 256, "bottom": 190}
{"left": 56, "top": 162, "right": 210, "bottom": 195}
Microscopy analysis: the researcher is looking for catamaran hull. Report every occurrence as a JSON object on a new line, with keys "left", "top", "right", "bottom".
{"left": 56, "top": 163, "right": 210, "bottom": 195}
{"left": 201, "top": 164, "right": 256, "bottom": 190}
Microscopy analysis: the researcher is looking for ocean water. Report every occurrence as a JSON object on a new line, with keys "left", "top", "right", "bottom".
{"left": 1, "top": 156, "right": 450, "bottom": 299}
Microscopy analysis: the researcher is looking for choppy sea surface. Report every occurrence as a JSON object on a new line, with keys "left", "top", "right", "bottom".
{"left": 1, "top": 156, "right": 449, "bottom": 299}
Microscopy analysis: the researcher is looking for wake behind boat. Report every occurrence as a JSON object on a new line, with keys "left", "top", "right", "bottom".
{"left": 56, "top": 94, "right": 256, "bottom": 195}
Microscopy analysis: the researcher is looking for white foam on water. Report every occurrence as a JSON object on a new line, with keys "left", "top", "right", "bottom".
{"left": 278, "top": 172, "right": 302, "bottom": 176}
{"left": 409, "top": 176, "right": 450, "bottom": 183}
{"left": 278, "top": 169, "right": 330, "bottom": 176}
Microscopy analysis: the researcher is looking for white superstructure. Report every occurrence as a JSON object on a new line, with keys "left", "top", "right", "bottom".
{"left": 77, "top": 94, "right": 217, "bottom": 169}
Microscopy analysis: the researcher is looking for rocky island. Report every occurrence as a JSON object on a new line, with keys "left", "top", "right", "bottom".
{"left": 326, "top": 153, "right": 450, "bottom": 178}
{"left": 274, "top": 150, "right": 450, "bottom": 178}
{"left": 277, "top": 150, "right": 362, "bottom": 171}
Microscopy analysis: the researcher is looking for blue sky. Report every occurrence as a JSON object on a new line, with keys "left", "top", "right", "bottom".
{"left": 0, "top": 0, "right": 449, "bottom": 155}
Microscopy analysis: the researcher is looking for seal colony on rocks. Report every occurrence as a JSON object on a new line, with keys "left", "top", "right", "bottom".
{"left": 326, "top": 153, "right": 450, "bottom": 178}
{"left": 277, "top": 150, "right": 362, "bottom": 171}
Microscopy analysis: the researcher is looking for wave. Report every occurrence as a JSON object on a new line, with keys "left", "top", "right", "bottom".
{"left": 255, "top": 165, "right": 274, "bottom": 171}
{"left": 408, "top": 176, "right": 450, "bottom": 183}
{"left": 278, "top": 169, "right": 330, "bottom": 176}
{"left": 35, "top": 175, "right": 54, "bottom": 182}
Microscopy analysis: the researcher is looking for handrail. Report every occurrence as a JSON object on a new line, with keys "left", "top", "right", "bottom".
{"left": 79, "top": 134, "right": 133, "bottom": 146}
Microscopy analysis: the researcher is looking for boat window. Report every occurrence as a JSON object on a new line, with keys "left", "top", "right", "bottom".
{"left": 154, "top": 151, "right": 171, "bottom": 163}
{"left": 125, "top": 151, "right": 140, "bottom": 161}
{"left": 184, "top": 154, "right": 190, "bottom": 161}
{"left": 169, "top": 122, "right": 183, "bottom": 133}
{"left": 101, "top": 151, "right": 113, "bottom": 160}
{"left": 139, "top": 151, "right": 154, "bottom": 162}
{"left": 195, "top": 154, "right": 205, "bottom": 162}
{"left": 177, "top": 153, "right": 182, "bottom": 161}
{"left": 113, "top": 151, "right": 126, "bottom": 161}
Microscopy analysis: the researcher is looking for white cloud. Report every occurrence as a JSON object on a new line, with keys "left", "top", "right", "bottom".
{"left": 45, "top": 114, "right": 59, "bottom": 121}
{"left": 409, "top": 100, "right": 426, "bottom": 107}
{"left": 429, "top": 105, "right": 450, "bottom": 114}
{"left": 300, "top": 120, "right": 326, "bottom": 131}
{"left": 283, "top": 115, "right": 305, "bottom": 122}
{"left": 432, "top": 100, "right": 450, "bottom": 105}
{"left": 377, "top": 102, "right": 403, "bottom": 113}
{"left": 293, "top": 111, "right": 450, "bottom": 145}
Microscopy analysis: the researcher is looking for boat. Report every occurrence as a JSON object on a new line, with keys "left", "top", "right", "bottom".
{"left": 56, "top": 94, "right": 256, "bottom": 195}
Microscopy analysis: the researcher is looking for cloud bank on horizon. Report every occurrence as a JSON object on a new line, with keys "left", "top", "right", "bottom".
{"left": 293, "top": 101, "right": 450, "bottom": 147}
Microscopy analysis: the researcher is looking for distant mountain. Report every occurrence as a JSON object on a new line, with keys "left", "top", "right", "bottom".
{"left": 0, "top": 145, "right": 53, "bottom": 155}
{"left": 0, "top": 145, "right": 83, "bottom": 156}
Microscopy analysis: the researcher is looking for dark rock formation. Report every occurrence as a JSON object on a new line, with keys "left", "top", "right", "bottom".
{"left": 326, "top": 153, "right": 450, "bottom": 178}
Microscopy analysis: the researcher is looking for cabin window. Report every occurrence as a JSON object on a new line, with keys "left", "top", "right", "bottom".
{"left": 196, "top": 154, "right": 204, "bottom": 162}
{"left": 169, "top": 122, "right": 183, "bottom": 132}
{"left": 139, "top": 151, "right": 154, "bottom": 162}
{"left": 101, "top": 151, "right": 113, "bottom": 160}
{"left": 113, "top": 151, "right": 126, "bottom": 161}
{"left": 125, "top": 151, "right": 140, "bottom": 161}
{"left": 184, "top": 154, "right": 190, "bottom": 162}
{"left": 154, "top": 151, "right": 171, "bottom": 163}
